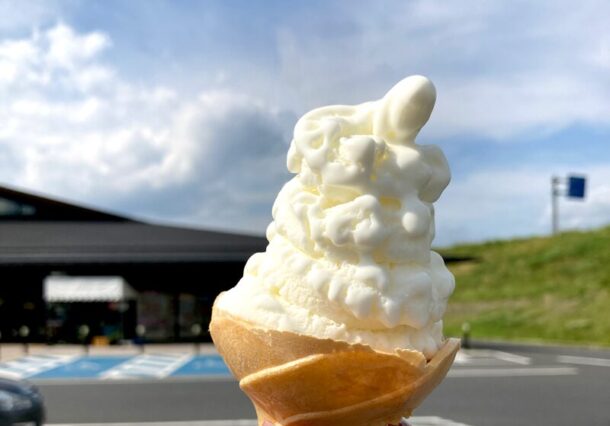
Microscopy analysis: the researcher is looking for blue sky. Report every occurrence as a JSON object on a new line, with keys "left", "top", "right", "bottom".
{"left": 1, "top": 0, "right": 609, "bottom": 246}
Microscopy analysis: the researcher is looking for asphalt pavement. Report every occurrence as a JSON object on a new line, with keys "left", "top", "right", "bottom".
{"left": 23, "top": 342, "right": 610, "bottom": 426}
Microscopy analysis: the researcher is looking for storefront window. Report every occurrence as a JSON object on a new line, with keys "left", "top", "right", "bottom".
{"left": 137, "top": 291, "right": 174, "bottom": 340}
{"left": 179, "top": 293, "right": 204, "bottom": 338}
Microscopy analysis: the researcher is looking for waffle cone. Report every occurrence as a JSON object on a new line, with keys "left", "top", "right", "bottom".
{"left": 210, "top": 294, "right": 459, "bottom": 426}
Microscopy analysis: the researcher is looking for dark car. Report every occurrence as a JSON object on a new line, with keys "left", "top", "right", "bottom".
{"left": 0, "top": 377, "right": 45, "bottom": 426}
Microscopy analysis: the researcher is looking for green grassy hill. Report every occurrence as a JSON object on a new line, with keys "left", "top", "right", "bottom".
{"left": 440, "top": 226, "right": 610, "bottom": 347}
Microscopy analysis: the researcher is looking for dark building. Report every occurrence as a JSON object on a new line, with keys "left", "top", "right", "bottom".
{"left": 0, "top": 185, "right": 266, "bottom": 344}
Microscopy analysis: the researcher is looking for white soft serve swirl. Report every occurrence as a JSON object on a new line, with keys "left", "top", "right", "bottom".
{"left": 217, "top": 76, "right": 455, "bottom": 358}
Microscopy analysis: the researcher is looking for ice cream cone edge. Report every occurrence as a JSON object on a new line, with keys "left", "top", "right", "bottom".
{"left": 211, "top": 300, "right": 460, "bottom": 426}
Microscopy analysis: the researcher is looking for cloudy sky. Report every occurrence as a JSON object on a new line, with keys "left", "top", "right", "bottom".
{"left": 1, "top": 0, "right": 609, "bottom": 246}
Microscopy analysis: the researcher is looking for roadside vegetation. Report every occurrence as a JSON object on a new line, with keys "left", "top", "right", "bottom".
{"left": 439, "top": 226, "right": 610, "bottom": 347}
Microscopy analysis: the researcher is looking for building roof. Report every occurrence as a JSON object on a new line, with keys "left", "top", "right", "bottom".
{"left": 0, "top": 221, "right": 267, "bottom": 265}
{"left": 0, "top": 184, "right": 133, "bottom": 222}
{"left": 0, "top": 185, "right": 466, "bottom": 267}
{"left": 0, "top": 184, "right": 267, "bottom": 265}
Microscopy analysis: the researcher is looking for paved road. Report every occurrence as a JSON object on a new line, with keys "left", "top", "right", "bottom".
{"left": 34, "top": 343, "right": 610, "bottom": 426}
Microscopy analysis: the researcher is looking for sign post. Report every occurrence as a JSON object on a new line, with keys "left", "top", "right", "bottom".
{"left": 551, "top": 176, "right": 560, "bottom": 235}
{"left": 551, "top": 174, "right": 587, "bottom": 235}
{"left": 136, "top": 324, "right": 146, "bottom": 354}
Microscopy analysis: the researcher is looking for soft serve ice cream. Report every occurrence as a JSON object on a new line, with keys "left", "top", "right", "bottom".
{"left": 217, "top": 75, "right": 454, "bottom": 359}
{"left": 211, "top": 75, "right": 459, "bottom": 425}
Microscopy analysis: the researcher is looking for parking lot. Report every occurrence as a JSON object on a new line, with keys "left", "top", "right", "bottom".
{"left": 0, "top": 342, "right": 603, "bottom": 425}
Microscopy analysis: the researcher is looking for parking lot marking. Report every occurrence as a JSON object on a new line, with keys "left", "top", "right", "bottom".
{"left": 0, "top": 354, "right": 76, "bottom": 379}
{"left": 453, "top": 349, "right": 530, "bottom": 366}
{"left": 101, "top": 354, "right": 192, "bottom": 380}
{"left": 172, "top": 355, "right": 231, "bottom": 377}
{"left": 488, "top": 350, "right": 531, "bottom": 365}
{"left": 448, "top": 366, "right": 577, "bottom": 377}
{"left": 48, "top": 417, "right": 472, "bottom": 426}
{"left": 22, "top": 355, "right": 234, "bottom": 382}
{"left": 31, "top": 356, "right": 131, "bottom": 379}
{"left": 411, "top": 417, "right": 472, "bottom": 426}
{"left": 557, "top": 355, "right": 610, "bottom": 368}
{"left": 3, "top": 349, "right": 586, "bottom": 382}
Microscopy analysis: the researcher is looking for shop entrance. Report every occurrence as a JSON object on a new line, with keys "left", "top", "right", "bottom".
{"left": 46, "top": 301, "right": 136, "bottom": 344}
{"left": 43, "top": 275, "right": 137, "bottom": 344}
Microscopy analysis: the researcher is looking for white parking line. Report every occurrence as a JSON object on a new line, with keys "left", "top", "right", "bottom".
{"left": 48, "top": 417, "right": 471, "bottom": 426}
{"left": 489, "top": 350, "right": 531, "bottom": 365}
{"left": 448, "top": 366, "right": 578, "bottom": 378}
{"left": 453, "top": 349, "right": 531, "bottom": 366}
{"left": 557, "top": 355, "right": 610, "bottom": 367}
{"left": 410, "top": 417, "right": 472, "bottom": 426}
{"left": 453, "top": 351, "right": 471, "bottom": 365}
{"left": 101, "top": 354, "right": 192, "bottom": 380}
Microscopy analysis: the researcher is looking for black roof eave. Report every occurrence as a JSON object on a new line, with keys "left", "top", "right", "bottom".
{"left": 0, "top": 252, "right": 257, "bottom": 266}
{"left": 0, "top": 184, "right": 135, "bottom": 222}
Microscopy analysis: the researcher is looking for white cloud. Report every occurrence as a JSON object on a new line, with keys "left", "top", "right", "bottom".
{"left": 45, "top": 24, "right": 110, "bottom": 69}
{"left": 434, "top": 168, "right": 550, "bottom": 245}
{"left": 2, "top": 5, "right": 610, "bottom": 243}
{"left": 276, "top": 0, "right": 610, "bottom": 141}
{"left": 0, "top": 24, "right": 291, "bottom": 234}
{"left": 0, "top": 24, "right": 115, "bottom": 92}
{"left": 561, "top": 185, "right": 610, "bottom": 229}
{"left": 0, "top": 1, "right": 61, "bottom": 33}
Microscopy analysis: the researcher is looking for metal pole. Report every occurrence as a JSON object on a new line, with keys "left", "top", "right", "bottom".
{"left": 461, "top": 322, "right": 471, "bottom": 349}
{"left": 136, "top": 324, "right": 146, "bottom": 354}
{"left": 79, "top": 325, "right": 90, "bottom": 356}
{"left": 20, "top": 325, "right": 30, "bottom": 356}
{"left": 551, "top": 176, "right": 559, "bottom": 235}
{"left": 191, "top": 324, "right": 202, "bottom": 355}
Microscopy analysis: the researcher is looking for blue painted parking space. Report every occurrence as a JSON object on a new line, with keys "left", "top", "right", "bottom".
{"left": 31, "top": 356, "right": 131, "bottom": 379}
{"left": 2, "top": 354, "right": 231, "bottom": 380}
{"left": 172, "top": 354, "right": 231, "bottom": 376}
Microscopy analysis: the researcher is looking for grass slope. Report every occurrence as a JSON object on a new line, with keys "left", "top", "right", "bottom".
{"left": 440, "top": 227, "right": 610, "bottom": 347}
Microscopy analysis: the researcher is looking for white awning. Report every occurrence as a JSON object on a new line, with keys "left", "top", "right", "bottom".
{"left": 43, "top": 276, "right": 137, "bottom": 302}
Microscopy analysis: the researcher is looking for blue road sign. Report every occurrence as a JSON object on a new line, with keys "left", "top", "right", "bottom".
{"left": 567, "top": 176, "right": 586, "bottom": 199}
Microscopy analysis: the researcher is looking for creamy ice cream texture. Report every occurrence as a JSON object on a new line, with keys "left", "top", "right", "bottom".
{"left": 217, "top": 75, "right": 454, "bottom": 358}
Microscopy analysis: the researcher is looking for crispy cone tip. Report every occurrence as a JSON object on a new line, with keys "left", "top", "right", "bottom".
{"left": 210, "top": 295, "right": 459, "bottom": 426}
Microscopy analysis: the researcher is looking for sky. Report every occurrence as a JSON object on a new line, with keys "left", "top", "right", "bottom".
{"left": 0, "top": 0, "right": 609, "bottom": 246}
